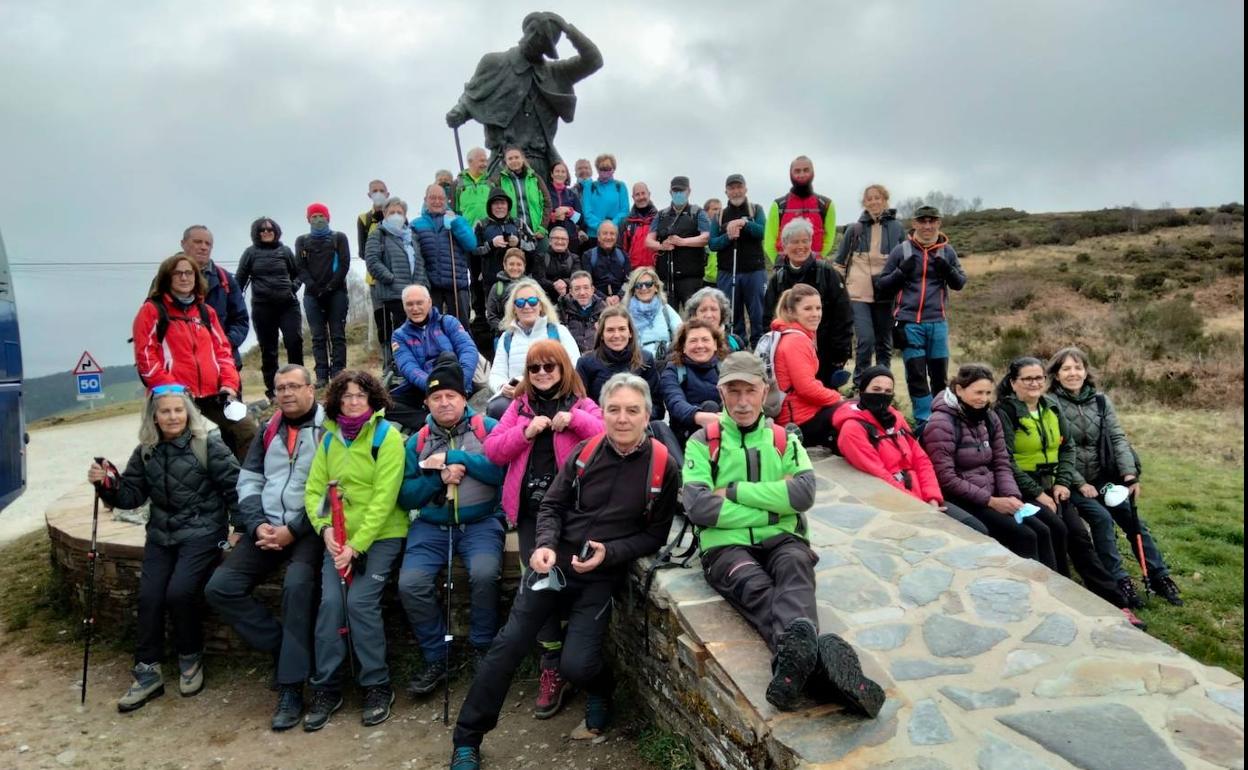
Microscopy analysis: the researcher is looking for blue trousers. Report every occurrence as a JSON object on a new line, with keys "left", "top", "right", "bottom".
{"left": 717, "top": 269, "right": 768, "bottom": 346}
{"left": 1070, "top": 492, "right": 1170, "bottom": 580}
{"left": 901, "top": 320, "right": 950, "bottom": 424}
{"left": 397, "top": 517, "right": 505, "bottom": 661}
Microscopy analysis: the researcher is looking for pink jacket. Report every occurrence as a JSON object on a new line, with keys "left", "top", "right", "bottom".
{"left": 483, "top": 394, "right": 604, "bottom": 526}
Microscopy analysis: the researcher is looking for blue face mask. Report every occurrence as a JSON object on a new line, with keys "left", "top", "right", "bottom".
{"left": 671, "top": 191, "right": 689, "bottom": 207}
{"left": 311, "top": 224, "right": 330, "bottom": 236}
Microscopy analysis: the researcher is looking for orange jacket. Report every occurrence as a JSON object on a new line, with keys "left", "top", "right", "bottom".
{"left": 772, "top": 320, "right": 841, "bottom": 426}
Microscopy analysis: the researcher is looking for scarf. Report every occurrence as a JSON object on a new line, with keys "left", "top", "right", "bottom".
{"left": 629, "top": 296, "right": 661, "bottom": 329}
{"left": 171, "top": 292, "right": 195, "bottom": 307}
{"left": 336, "top": 409, "right": 373, "bottom": 441}
{"left": 381, "top": 218, "right": 416, "bottom": 277}
{"left": 310, "top": 225, "right": 332, "bottom": 240}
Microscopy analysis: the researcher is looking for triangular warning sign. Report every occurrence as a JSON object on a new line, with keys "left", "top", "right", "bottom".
{"left": 74, "top": 350, "right": 103, "bottom": 375}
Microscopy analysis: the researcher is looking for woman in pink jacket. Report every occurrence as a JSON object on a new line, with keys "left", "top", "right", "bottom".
{"left": 482, "top": 337, "right": 603, "bottom": 718}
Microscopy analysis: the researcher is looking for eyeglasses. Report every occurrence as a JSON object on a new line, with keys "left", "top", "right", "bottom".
{"left": 341, "top": 392, "right": 370, "bottom": 402}
{"left": 514, "top": 296, "right": 541, "bottom": 308}
{"left": 1017, "top": 376, "right": 1046, "bottom": 385}
{"left": 273, "top": 383, "right": 311, "bottom": 394}
{"left": 527, "top": 362, "right": 559, "bottom": 375}
{"left": 171, "top": 269, "right": 196, "bottom": 278}
{"left": 635, "top": 281, "right": 656, "bottom": 290}
{"left": 258, "top": 227, "right": 275, "bottom": 233}
{"left": 151, "top": 384, "right": 188, "bottom": 396}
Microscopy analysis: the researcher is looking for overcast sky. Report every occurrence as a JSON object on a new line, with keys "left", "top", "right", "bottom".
{"left": 2, "top": 0, "right": 1243, "bottom": 377}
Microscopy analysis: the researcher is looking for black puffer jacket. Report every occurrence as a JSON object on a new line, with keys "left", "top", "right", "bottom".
{"left": 295, "top": 230, "right": 351, "bottom": 297}
{"left": 236, "top": 218, "right": 300, "bottom": 304}
{"left": 101, "top": 430, "right": 240, "bottom": 547}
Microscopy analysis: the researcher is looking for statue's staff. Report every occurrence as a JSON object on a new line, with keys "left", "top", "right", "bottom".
{"left": 453, "top": 127, "right": 465, "bottom": 175}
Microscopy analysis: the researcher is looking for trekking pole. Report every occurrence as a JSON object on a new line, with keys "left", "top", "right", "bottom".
{"left": 453, "top": 127, "right": 465, "bottom": 174}
{"left": 328, "top": 481, "right": 355, "bottom": 680}
{"left": 1127, "top": 493, "right": 1152, "bottom": 598}
{"left": 449, "top": 228, "right": 462, "bottom": 323}
{"left": 443, "top": 483, "right": 459, "bottom": 724}
{"left": 81, "top": 456, "right": 106, "bottom": 705}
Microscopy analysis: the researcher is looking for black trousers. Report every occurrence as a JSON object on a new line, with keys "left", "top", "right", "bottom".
{"left": 516, "top": 502, "right": 563, "bottom": 656}
{"left": 375, "top": 299, "right": 405, "bottom": 372}
{"left": 454, "top": 576, "right": 616, "bottom": 749}
{"left": 797, "top": 406, "right": 839, "bottom": 449}
{"left": 702, "top": 533, "right": 818, "bottom": 653}
{"left": 194, "top": 396, "right": 258, "bottom": 463}
{"left": 135, "top": 534, "right": 223, "bottom": 665}
{"left": 204, "top": 530, "right": 323, "bottom": 685}
{"left": 947, "top": 495, "right": 1052, "bottom": 565}
{"left": 387, "top": 387, "right": 429, "bottom": 434}
{"left": 1030, "top": 498, "right": 1124, "bottom": 606}
{"left": 303, "top": 289, "right": 348, "bottom": 384}
{"left": 252, "top": 299, "right": 304, "bottom": 396}
{"left": 940, "top": 501, "right": 989, "bottom": 535}
{"left": 430, "top": 287, "right": 472, "bottom": 333}
{"left": 666, "top": 276, "right": 704, "bottom": 313}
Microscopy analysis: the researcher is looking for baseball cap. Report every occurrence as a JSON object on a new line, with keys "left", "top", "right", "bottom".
{"left": 718, "top": 352, "right": 767, "bottom": 385}
{"left": 725, "top": 173, "right": 746, "bottom": 187}
{"left": 912, "top": 205, "right": 942, "bottom": 220}
{"left": 669, "top": 175, "right": 690, "bottom": 191}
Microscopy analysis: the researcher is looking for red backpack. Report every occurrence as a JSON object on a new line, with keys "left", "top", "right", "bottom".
{"left": 414, "top": 413, "right": 488, "bottom": 453}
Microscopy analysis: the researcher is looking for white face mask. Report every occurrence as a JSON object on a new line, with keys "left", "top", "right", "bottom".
{"left": 370, "top": 191, "right": 388, "bottom": 206}
{"left": 385, "top": 213, "right": 406, "bottom": 229}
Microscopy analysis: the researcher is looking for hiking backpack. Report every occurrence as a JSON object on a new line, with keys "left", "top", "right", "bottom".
{"left": 572, "top": 434, "right": 670, "bottom": 522}
{"left": 502, "top": 324, "right": 561, "bottom": 357}
{"left": 752, "top": 328, "right": 805, "bottom": 418}
{"left": 321, "top": 419, "right": 392, "bottom": 461}
{"left": 413, "top": 413, "right": 488, "bottom": 454}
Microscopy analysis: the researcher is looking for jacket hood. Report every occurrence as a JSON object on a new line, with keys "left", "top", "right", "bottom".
{"left": 831, "top": 400, "right": 907, "bottom": 431}
{"left": 250, "top": 217, "right": 282, "bottom": 246}
{"left": 494, "top": 270, "right": 518, "bottom": 283}
{"left": 487, "top": 187, "right": 512, "bottom": 206}
{"left": 932, "top": 388, "right": 963, "bottom": 418}
{"left": 858, "top": 208, "right": 897, "bottom": 224}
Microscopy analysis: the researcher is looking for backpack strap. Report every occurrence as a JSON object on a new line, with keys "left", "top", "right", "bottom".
{"left": 415, "top": 425, "right": 431, "bottom": 454}
{"left": 902, "top": 240, "right": 914, "bottom": 260}
{"left": 149, "top": 296, "right": 170, "bottom": 343}
{"left": 644, "top": 438, "right": 669, "bottom": 521}
{"left": 469, "top": 413, "right": 488, "bottom": 442}
{"left": 575, "top": 434, "right": 607, "bottom": 480}
{"left": 546, "top": 324, "right": 560, "bottom": 341}
{"left": 261, "top": 412, "right": 284, "bottom": 452}
{"left": 216, "top": 265, "right": 231, "bottom": 295}
{"left": 503, "top": 330, "right": 513, "bottom": 357}
{"left": 705, "top": 420, "right": 722, "bottom": 485}
{"left": 770, "top": 423, "right": 788, "bottom": 457}
{"left": 371, "top": 419, "right": 390, "bottom": 461}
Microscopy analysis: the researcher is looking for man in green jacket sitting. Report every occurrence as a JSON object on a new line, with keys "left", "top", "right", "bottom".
{"left": 681, "top": 352, "right": 885, "bottom": 717}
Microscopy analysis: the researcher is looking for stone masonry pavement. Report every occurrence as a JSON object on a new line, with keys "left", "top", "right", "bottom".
{"left": 634, "top": 454, "right": 1244, "bottom": 770}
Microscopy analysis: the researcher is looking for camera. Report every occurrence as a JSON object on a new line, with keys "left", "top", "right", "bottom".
{"left": 526, "top": 473, "right": 553, "bottom": 509}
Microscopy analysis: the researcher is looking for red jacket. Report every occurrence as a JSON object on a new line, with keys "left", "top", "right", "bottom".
{"left": 832, "top": 402, "right": 943, "bottom": 503}
{"left": 772, "top": 320, "right": 841, "bottom": 426}
{"left": 133, "top": 294, "right": 240, "bottom": 397}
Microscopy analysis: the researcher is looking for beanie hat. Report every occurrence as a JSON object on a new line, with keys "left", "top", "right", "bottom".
{"left": 426, "top": 352, "right": 466, "bottom": 398}
{"left": 306, "top": 202, "right": 331, "bottom": 221}
{"left": 854, "top": 365, "right": 894, "bottom": 392}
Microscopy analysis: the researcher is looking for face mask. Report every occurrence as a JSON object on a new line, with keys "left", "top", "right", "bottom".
{"left": 961, "top": 401, "right": 990, "bottom": 422}
{"left": 597, "top": 169, "right": 614, "bottom": 183}
{"left": 311, "top": 223, "right": 330, "bottom": 236}
{"left": 671, "top": 191, "right": 689, "bottom": 207}
{"left": 384, "top": 214, "right": 406, "bottom": 229}
{"left": 859, "top": 392, "right": 893, "bottom": 416}
{"left": 369, "top": 191, "right": 388, "bottom": 207}
{"left": 790, "top": 175, "right": 813, "bottom": 197}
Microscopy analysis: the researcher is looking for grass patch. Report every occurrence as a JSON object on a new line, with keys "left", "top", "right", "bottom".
{"left": 0, "top": 531, "right": 77, "bottom": 649}
{"left": 636, "top": 724, "right": 696, "bottom": 770}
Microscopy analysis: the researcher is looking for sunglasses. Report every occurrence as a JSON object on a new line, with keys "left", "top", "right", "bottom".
{"left": 514, "top": 296, "right": 541, "bottom": 308}
{"left": 151, "top": 384, "right": 188, "bottom": 396}
{"left": 258, "top": 227, "right": 275, "bottom": 233}
{"left": 527, "top": 362, "right": 559, "bottom": 374}
{"left": 635, "top": 280, "right": 656, "bottom": 289}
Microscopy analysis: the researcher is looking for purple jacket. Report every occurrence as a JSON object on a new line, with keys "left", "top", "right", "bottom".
{"left": 920, "top": 389, "right": 1020, "bottom": 506}
{"left": 483, "top": 393, "right": 604, "bottom": 526}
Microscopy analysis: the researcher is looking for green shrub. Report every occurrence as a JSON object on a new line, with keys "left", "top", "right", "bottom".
{"left": 1075, "top": 252, "right": 1092, "bottom": 263}
{"left": 1057, "top": 261, "right": 1069, "bottom": 273}
{"left": 1217, "top": 202, "right": 1242, "bottom": 215}
{"left": 1076, "top": 274, "right": 1125, "bottom": 303}
{"left": 1191, "top": 207, "right": 1208, "bottom": 216}
{"left": 1134, "top": 270, "right": 1167, "bottom": 293}
{"left": 1117, "top": 297, "right": 1208, "bottom": 359}
{"left": 993, "top": 326, "right": 1038, "bottom": 365}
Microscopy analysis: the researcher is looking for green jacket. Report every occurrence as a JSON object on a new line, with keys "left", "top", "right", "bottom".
{"left": 305, "top": 412, "right": 408, "bottom": 553}
{"left": 492, "top": 168, "right": 551, "bottom": 236}
{"left": 454, "top": 170, "right": 493, "bottom": 228}
{"left": 681, "top": 414, "right": 816, "bottom": 553}
{"left": 1051, "top": 385, "right": 1138, "bottom": 486}
{"left": 995, "top": 394, "right": 1076, "bottom": 498}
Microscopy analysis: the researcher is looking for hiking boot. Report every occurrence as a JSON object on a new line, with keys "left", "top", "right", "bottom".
{"left": 271, "top": 685, "right": 303, "bottom": 732}
{"left": 1117, "top": 577, "right": 1145, "bottom": 609}
{"left": 450, "top": 746, "right": 482, "bottom": 770}
{"left": 361, "top": 684, "right": 395, "bottom": 726}
{"left": 1122, "top": 607, "right": 1148, "bottom": 630}
{"left": 534, "top": 664, "right": 571, "bottom": 719}
{"left": 584, "top": 693, "right": 612, "bottom": 734}
{"left": 117, "top": 662, "right": 164, "bottom": 713}
{"left": 302, "top": 689, "right": 342, "bottom": 732}
{"left": 407, "top": 659, "right": 448, "bottom": 698}
{"left": 809, "top": 633, "right": 886, "bottom": 718}
{"left": 765, "top": 618, "right": 819, "bottom": 712}
{"left": 1150, "top": 575, "right": 1184, "bottom": 606}
{"left": 178, "top": 653, "right": 204, "bottom": 697}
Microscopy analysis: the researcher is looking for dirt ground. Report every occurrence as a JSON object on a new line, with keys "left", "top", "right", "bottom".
{"left": 0, "top": 633, "right": 652, "bottom": 770}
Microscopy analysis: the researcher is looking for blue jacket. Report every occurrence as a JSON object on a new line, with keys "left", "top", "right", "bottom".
{"left": 875, "top": 234, "right": 967, "bottom": 323}
{"left": 203, "top": 260, "right": 249, "bottom": 367}
{"left": 575, "top": 346, "right": 665, "bottom": 420}
{"left": 659, "top": 356, "right": 722, "bottom": 442}
{"left": 397, "top": 407, "right": 503, "bottom": 525}
{"left": 580, "top": 179, "right": 630, "bottom": 238}
{"left": 412, "top": 209, "right": 477, "bottom": 291}
{"left": 585, "top": 246, "right": 630, "bottom": 299}
{"left": 390, "top": 308, "right": 479, "bottom": 395}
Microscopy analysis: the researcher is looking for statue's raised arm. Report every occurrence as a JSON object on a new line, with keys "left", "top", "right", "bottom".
{"left": 445, "top": 12, "right": 603, "bottom": 182}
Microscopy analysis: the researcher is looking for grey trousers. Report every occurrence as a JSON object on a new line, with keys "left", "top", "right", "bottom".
{"left": 310, "top": 537, "right": 403, "bottom": 690}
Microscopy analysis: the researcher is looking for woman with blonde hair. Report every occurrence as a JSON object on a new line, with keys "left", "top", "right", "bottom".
{"left": 87, "top": 385, "right": 240, "bottom": 711}
{"left": 486, "top": 278, "right": 582, "bottom": 419}
{"left": 622, "top": 267, "right": 682, "bottom": 358}
{"left": 834, "top": 184, "right": 905, "bottom": 370}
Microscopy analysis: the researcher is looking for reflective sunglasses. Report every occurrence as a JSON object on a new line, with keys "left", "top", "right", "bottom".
{"left": 151, "top": 384, "right": 189, "bottom": 396}
{"left": 635, "top": 280, "right": 656, "bottom": 289}
{"left": 527, "top": 362, "right": 559, "bottom": 375}
{"left": 514, "top": 296, "right": 541, "bottom": 308}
